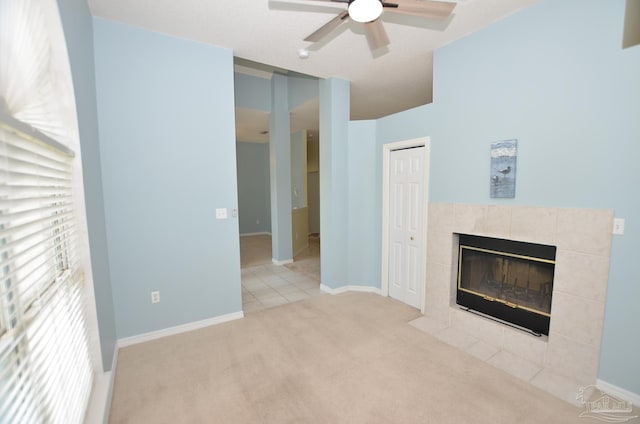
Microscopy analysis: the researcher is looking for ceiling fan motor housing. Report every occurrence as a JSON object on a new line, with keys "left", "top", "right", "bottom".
{"left": 348, "top": 0, "right": 384, "bottom": 23}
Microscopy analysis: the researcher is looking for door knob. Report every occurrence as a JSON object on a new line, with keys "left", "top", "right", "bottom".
{"left": 410, "top": 236, "right": 415, "bottom": 241}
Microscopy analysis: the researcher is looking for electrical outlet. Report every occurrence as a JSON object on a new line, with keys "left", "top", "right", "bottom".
{"left": 151, "top": 291, "right": 160, "bottom": 304}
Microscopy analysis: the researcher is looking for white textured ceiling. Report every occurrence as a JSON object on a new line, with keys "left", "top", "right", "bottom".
{"left": 88, "top": 0, "right": 539, "bottom": 141}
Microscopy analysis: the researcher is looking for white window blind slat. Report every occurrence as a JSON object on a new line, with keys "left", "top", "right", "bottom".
{"left": 0, "top": 196, "right": 75, "bottom": 214}
{"left": 2, "top": 139, "right": 71, "bottom": 165}
{"left": 0, "top": 349, "right": 43, "bottom": 420}
{"left": 32, "top": 309, "right": 92, "bottom": 423}
{"left": 2, "top": 155, "right": 71, "bottom": 179}
{"left": 0, "top": 224, "right": 75, "bottom": 265}
{"left": 0, "top": 120, "right": 93, "bottom": 423}
{"left": 0, "top": 250, "right": 79, "bottom": 302}
{"left": 0, "top": 208, "right": 74, "bottom": 233}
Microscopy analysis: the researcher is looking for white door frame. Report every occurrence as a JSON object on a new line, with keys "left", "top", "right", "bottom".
{"left": 381, "top": 137, "right": 430, "bottom": 313}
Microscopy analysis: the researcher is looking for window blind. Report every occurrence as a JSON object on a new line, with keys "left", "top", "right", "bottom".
{"left": 0, "top": 116, "right": 93, "bottom": 423}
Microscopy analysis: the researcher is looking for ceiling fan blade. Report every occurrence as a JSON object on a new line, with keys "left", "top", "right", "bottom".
{"left": 365, "top": 19, "right": 390, "bottom": 50}
{"left": 386, "top": 0, "right": 456, "bottom": 19}
{"left": 304, "top": 10, "right": 350, "bottom": 42}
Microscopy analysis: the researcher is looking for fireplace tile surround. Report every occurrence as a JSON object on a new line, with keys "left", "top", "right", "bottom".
{"left": 412, "top": 203, "right": 613, "bottom": 405}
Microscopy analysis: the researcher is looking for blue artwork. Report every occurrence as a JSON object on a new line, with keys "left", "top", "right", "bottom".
{"left": 490, "top": 139, "right": 517, "bottom": 198}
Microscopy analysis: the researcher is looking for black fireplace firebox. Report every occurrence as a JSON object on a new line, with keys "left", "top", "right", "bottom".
{"left": 456, "top": 234, "right": 556, "bottom": 336}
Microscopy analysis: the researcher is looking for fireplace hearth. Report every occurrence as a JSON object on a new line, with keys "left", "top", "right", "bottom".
{"left": 456, "top": 234, "right": 556, "bottom": 336}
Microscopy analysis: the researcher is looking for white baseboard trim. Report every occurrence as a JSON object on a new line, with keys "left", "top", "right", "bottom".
{"left": 597, "top": 379, "right": 640, "bottom": 406}
{"left": 272, "top": 258, "right": 293, "bottom": 266}
{"left": 84, "top": 371, "right": 111, "bottom": 424}
{"left": 85, "top": 345, "right": 118, "bottom": 424}
{"left": 320, "top": 284, "right": 382, "bottom": 295}
{"left": 103, "top": 347, "right": 118, "bottom": 423}
{"left": 240, "top": 232, "right": 271, "bottom": 237}
{"left": 117, "top": 311, "right": 244, "bottom": 348}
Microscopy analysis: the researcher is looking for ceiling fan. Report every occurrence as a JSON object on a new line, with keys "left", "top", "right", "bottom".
{"left": 301, "top": 0, "right": 456, "bottom": 49}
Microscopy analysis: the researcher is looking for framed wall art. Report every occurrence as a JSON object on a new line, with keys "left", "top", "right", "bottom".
{"left": 490, "top": 139, "right": 517, "bottom": 198}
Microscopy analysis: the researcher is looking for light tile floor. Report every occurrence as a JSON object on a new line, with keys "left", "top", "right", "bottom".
{"left": 240, "top": 234, "right": 321, "bottom": 313}
{"left": 410, "top": 314, "right": 580, "bottom": 406}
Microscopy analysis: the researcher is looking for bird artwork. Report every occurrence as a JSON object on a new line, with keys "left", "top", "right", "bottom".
{"left": 498, "top": 166, "right": 511, "bottom": 176}
{"left": 490, "top": 140, "right": 517, "bottom": 198}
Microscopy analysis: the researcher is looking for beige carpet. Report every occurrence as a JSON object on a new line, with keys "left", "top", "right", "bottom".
{"left": 108, "top": 292, "right": 629, "bottom": 423}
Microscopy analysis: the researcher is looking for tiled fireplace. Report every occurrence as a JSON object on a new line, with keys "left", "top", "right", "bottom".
{"left": 415, "top": 203, "right": 613, "bottom": 405}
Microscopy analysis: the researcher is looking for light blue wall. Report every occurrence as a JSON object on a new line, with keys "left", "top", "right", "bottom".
{"left": 57, "top": 0, "right": 117, "bottom": 371}
{"left": 368, "top": 0, "right": 639, "bottom": 396}
{"left": 93, "top": 18, "right": 241, "bottom": 338}
{"left": 234, "top": 72, "right": 318, "bottom": 112}
{"left": 233, "top": 72, "right": 318, "bottom": 112}
{"left": 236, "top": 142, "right": 271, "bottom": 234}
{"left": 347, "top": 120, "right": 380, "bottom": 286}
{"left": 376, "top": 104, "right": 433, "bottom": 145}
{"left": 269, "top": 73, "right": 293, "bottom": 262}
{"left": 234, "top": 73, "right": 271, "bottom": 111}
{"left": 319, "top": 78, "right": 350, "bottom": 288}
{"left": 288, "top": 73, "right": 319, "bottom": 109}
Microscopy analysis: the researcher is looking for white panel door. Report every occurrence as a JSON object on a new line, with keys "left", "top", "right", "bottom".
{"left": 388, "top": 147, "right": 425, "bottom": 308}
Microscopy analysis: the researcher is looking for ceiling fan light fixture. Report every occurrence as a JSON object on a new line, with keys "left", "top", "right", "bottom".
{"left": 348, "top": 0, "right": 383, "bottom": 23}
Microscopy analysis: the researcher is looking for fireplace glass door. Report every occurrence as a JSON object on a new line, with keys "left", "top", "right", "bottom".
{"left": 456, "top": 235, "right": 556, "bottom": 335}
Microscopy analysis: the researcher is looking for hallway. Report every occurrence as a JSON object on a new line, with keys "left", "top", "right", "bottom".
{"left": 240, "top": 234, "right": 321, "bottom": 313}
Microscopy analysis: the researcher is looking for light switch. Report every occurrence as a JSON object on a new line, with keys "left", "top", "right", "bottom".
{"left": 613, "top": 218, "right": 625, "bottom": 235}
{"left": 216, "top": 208, "right": 228, "bottom": 220}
